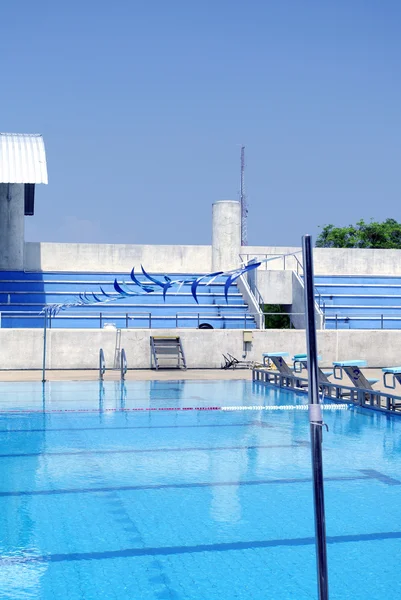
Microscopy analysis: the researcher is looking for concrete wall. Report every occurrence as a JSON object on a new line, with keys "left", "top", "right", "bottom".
{"left": 23, "top": 201, "right": 241, "bottom": 274}
{"left": 24, "top": 242, "right": 212, "bottom": 273}
{"left": 313, "top": 248, "right": 401, "bottom": 276}
{"left": 22, "top": 241, "right": 401, "bottom": 277}
{"left": 243, "top": 245, "right": 401, "bottom": 276}
{"left": 256, "top": 270, "right": 293, "bottom": 304}
{"left": 289, "top": 272, "right": 305, "bottom": 329}
{"left": 1, "top": 328, "right": 400, "bottom": 370}
{"left": 0, "top": 184, "right": 25, "bottom": 270}
{"left": 289, "top": 272, "right": 323, "bottom": 330}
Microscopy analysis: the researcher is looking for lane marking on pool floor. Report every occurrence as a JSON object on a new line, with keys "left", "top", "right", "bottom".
{"left": 0, "top": 404, "right": 351, "bottom": 414}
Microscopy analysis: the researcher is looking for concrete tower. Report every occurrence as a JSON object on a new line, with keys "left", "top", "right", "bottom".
{"left": 212, "top": 200, "right": 241, "bottom": 272}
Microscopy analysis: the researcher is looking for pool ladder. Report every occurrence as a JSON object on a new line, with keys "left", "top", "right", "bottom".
{"left": 99, "top": 348, "right": 128, "bottom": 380}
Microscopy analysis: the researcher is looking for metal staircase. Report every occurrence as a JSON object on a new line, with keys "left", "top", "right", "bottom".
{"left": 150, "top": 336, "right": 187, "bottom": 370}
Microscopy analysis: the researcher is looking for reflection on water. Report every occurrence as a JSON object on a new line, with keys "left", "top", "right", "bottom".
{"left": 0, "top": 380, "right": 400, "bottom": 599}
{"left": 0, "top": 401, "right": 47, "bottom": 598}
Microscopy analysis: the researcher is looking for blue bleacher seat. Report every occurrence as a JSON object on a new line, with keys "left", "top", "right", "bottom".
{"left": 314, "top": 275, "right": 401, "bottom": 330}
{"left": 0, "top": 271, "right": 256, "bottom": 330}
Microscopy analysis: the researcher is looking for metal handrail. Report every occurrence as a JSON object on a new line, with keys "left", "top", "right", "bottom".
{"left": 253, "top": 283, "right": 265, "bottom": 306}
{"left": 293, "top": 254, "right": 304, "bottom": 276}
{"left": 7, "top": 309, "right": 401, "bottom": 330}
{"left": 239, "top": 252, "right": 304, "bottom": 273}
{"left": 120, "top": 348, "right": 127, "bottom": 380}
{"left": 99, "top": 348, "right": 106, "bottom": 380}
{"left": 238, "top": 253, "right": 325, "bottom": 311}
{"left": 238, "top": 255, "right": 265, "bottom": 306}
{"left": 326, "top": 313, "right": 401, "bottom": 329}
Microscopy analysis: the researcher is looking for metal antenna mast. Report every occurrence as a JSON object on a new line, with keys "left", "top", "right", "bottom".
{"left": 240, "top": 145, "right": 248, "bottom": 246}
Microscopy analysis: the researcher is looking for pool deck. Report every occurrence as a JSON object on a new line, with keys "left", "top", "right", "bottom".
{"left": 0, "top": 369, "right": 254, "bottom": 382}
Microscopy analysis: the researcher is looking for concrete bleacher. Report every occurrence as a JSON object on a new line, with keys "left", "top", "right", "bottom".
{"left": 315, "top": 275, "right": 401, "bottom": 329}
{"left": 0, "top": 271, "right": 256, "bottom": 329}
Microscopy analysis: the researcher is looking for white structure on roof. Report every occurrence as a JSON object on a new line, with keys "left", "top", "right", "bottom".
{"left": 0, "top": 133, "right": 48, "bottom": 183}
{"left": 0, "top": 132, "right": 48, "bottom": 270}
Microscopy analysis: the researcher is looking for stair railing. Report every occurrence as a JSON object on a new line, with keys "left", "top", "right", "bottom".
{"left": 120, "top": 348, "right": 127, "bottom": 380}
{"left": 99, "top": 348, "right": 106, "bottom": 380}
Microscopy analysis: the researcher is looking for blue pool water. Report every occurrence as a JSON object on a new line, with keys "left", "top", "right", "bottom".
{"left": 0, "top": 379, "right": 400, "bottom": 599}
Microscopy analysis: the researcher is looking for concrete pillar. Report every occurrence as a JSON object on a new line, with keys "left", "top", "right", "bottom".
{"left": 212, "top": 200, "right": 241, "bottom": 272}
{"left": 0, "top": 184, "right": 25, "bottom": 270}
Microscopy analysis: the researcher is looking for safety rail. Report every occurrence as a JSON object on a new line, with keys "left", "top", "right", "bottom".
{"left": 253, "top": 368, "right": 401, "bottom": 413}
{"left": 120, "top": 348, "right": 127, "bottom": 380}
{"left": 239, "top": 253, "right": 326, "bottom": 312}
{"left": 0, "top": 311, "right": 258, "bottom": 329}
{"left": 99, "top": 348, "right": 106, "bottom": 380}
{"left": 324, "top": 313, "right": 401, "bottom": 329}
{"left": 253, "top": 284, "right": 264, "bottom": 307}
{"left": 0, "top": 310, "right": 329, "bottom": 329}
{"left": 239, "top": 252, "right": 304, "bottom": 275}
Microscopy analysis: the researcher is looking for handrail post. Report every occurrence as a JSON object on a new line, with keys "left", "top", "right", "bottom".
{"left": 42, "top": 309, "right": 47, "bottom": 383}
{"left": 99, "top": 348, "right": 106, "bottom": 380}
{"left": 149, "top": 313, "right": 151, "bottom": 328}
{"left": 126, "top": 313, "right": 128, "bottom": 328}
{"left": 120, "top": 348, "right": 127, "bottom": 380}
{"left": 100, "top": 312, "right": 103, "bottom": 328}
{"left": 302, "top": 234, "right": 329, "bottom": 600}
{"left": 381, "top": 314, "right": 384, "bottom": 329}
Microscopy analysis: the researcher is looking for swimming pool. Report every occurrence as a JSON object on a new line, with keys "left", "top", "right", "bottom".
{"left": 0, "top": 379, "right": 400, "bottom": 599}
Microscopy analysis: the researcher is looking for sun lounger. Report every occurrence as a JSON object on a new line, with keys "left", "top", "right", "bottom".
{"left": 332, "top": 360, "right": 379, "bottom": 390}
{"left": 221, "top": 353, "right": 254, "bottom": 370}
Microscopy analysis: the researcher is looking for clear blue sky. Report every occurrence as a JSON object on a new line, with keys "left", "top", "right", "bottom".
{"left": 2, "top": 0, "right": 401, "bottom": 247}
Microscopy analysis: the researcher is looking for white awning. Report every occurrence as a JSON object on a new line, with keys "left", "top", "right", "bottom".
{"left": 0, "top": 133, "right": 48, "bottom": 184}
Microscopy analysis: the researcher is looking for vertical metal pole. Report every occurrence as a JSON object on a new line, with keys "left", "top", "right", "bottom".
{"left": 42, "top": 380, "right": 46, "bottom": 412}
{"left": 302, "top": 234, "right": 329, "bottom": 600}
{"left": 42, "top": 309, "right": 47, "bottom": 383}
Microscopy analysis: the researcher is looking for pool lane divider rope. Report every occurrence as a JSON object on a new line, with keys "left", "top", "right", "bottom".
{"left": 0, "top": 404, "right": 351, "bottom": 414}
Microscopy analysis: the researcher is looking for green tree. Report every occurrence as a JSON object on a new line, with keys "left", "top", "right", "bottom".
{"left": 316, "top": 219, "right": 401, "bottom": 249}
{"left": 261, "top": 304, "right": 293, "bottom": 329}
